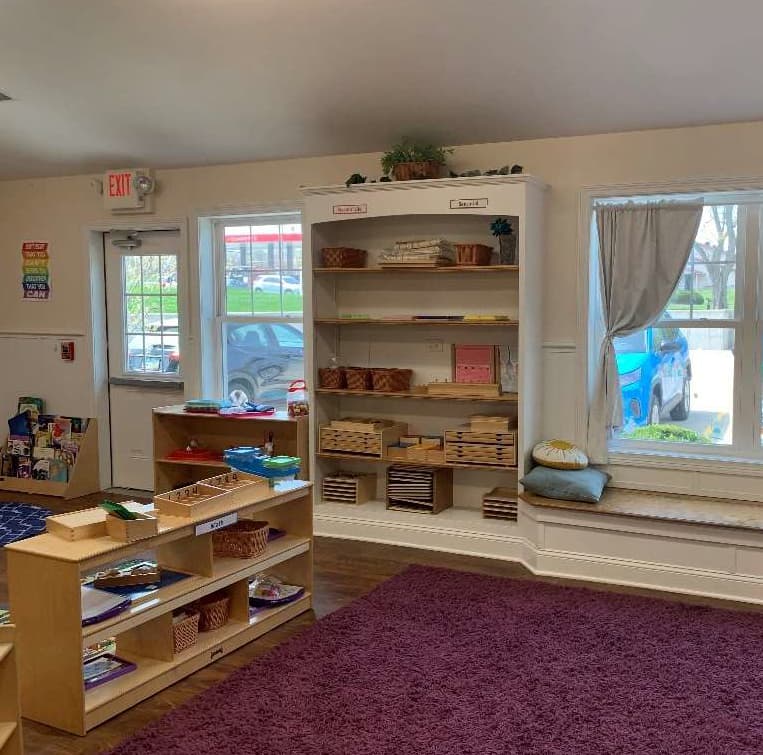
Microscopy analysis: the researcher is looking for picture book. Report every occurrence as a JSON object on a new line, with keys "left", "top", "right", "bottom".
{"left": 51, "top": 417, "right": 72, "bottom": 446}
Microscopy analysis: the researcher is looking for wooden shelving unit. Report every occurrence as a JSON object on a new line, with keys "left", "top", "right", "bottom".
{"left": 314, "top": 265, "right": 520, "bottom": 274}
{"left": 302, "top": 174, "right": 546, "bottom": 554}
{"left": 316, "top": 387, "right": 518, "bottom": 402}
{"left": 0, "top": 626, "right": 23, "bottom": 755}
{"left": 153, "top": 405, "right": 309, "bottom": 493}
{"left": 314, "top": 318, "right": 519, "bottom": 326}
{"left": 5, "top": 479, "right": 313, "bottom": 735}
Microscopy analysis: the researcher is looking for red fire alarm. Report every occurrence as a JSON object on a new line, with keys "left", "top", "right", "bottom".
{"left": 60, "top": 341, "right": 75, "bottom": 361}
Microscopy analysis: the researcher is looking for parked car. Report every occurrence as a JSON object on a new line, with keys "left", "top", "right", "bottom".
{"left": 252, "top": 275, "right": 302, "bottom": 295}
{"left": 616, "top": 319, "right": 691, "bottom": 427}
{"left": 225, "top": 322, "right": 304, "bottom": 404}
{"left": 127, "top": 319, "right": 180, "bottom": 373}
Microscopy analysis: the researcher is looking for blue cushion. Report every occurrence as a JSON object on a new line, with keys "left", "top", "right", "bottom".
{"left": 520, "top": 465, "right": 611, "bottom": 503}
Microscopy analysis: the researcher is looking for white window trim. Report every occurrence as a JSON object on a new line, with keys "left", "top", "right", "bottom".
{"left": 209, "top": 211, "right": 303, "bottom": 402}
{"left": 576, "top": 176, "right": 763, "bottom": 499}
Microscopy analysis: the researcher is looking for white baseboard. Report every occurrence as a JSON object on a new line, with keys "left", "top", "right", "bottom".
{"left": 315, "top": 502, "right": 763, "bottom": 606}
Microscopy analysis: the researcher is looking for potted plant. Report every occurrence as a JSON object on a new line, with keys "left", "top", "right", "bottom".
{"left": 491, "top": 217, "right": 517, "bottom": 265}
{"left": 381, "top": 138, "right": 453, "bottom": 181}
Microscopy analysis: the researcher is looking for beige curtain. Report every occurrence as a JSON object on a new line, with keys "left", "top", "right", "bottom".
{"left": 587, "top": 202, "right": 703, "bottom": 463}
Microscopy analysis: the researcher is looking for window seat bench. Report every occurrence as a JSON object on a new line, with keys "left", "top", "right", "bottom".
{"left": 519, "top": 488, "right": 763, "bottom": 533}
{"left": 517, "top": 488, "right": 763, "bottom": 605}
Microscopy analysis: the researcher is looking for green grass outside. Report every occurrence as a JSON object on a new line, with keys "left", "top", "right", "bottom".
{"left": 669, "top": 287, "right": 735, "bottom": 311}
{"left": 125, "top": 285, "right": 302, "bottom": 317}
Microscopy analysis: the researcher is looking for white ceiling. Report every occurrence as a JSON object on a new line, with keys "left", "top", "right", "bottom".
{"left": 2, "top": 0, "right": 763, "bottom": 179}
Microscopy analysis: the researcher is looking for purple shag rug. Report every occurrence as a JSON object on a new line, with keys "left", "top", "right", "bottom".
{"left": 107, "top": 566, "right": 763, "bottom": 755}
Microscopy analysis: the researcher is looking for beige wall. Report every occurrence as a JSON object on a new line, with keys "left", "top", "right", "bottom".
{"left": 2, "top": 119, "right": 763, "bottom": 424}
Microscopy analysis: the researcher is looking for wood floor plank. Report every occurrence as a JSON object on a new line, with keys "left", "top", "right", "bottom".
{"left": 0, "top": 489, "right": 760, "bottom": 754}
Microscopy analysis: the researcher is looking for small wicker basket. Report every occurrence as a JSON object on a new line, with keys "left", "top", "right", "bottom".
{"left": 371, "top": 368, "right": 413, "bottom": 392}
{"left": 212, "top": 520, "right": 270, "bottom": 559}
{"left": 172, "top": 610, "right": 200, "bottom": 654}
{"left": 392, "top": 161, "right": 441, "bottom": 181}
{"left": 196, "top": 593, "right": 231, "bottom": 632}
{"left": 345, "top": 367, "right": 372, "bottom": 390}
{"left": 321, "top": 247, "right": 367, "bottom": 268}
{"left": 318, "top": 367, "right": 346, "bottom": 389}
{"left": 455, "top": 244, "right": 493, "bottom": 266}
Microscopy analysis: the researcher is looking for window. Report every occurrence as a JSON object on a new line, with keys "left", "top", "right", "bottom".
{"left": 121, "top": 253, "right": 180, "bottom": 375}
{"left": 599, "top": 197, "right": 763, "bottom": 458}
{"left": 214, "top": 215, "right": 303, "bottom": 407}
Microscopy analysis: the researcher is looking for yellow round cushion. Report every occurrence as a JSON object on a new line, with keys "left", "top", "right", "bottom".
{"left": 532, "top": 440, "right": 588, "bottom": 470}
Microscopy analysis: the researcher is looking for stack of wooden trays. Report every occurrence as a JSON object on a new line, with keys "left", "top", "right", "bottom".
{"left": 482, "top": 487, "right": 518, "bottom": 521}
{"left": 322, "top": 472, "right": 377, "bottom": 505}
{"left": 444, "top": 428, "right": 517, "bottom": 468}
{"left": 386, "top": 466, "right": 453, "bottom": 514}
{"left": 319, "top": 418, "right": 407, "bottom": 458}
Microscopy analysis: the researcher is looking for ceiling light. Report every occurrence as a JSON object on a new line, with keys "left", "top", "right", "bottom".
{"left": 0, "top": 92, "right": 11, "bottom": 102}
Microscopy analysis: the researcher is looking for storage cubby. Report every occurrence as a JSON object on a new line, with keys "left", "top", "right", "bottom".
{"left": 303, "top": 175, "right": 545, "bottom": 551}
{"left": 152, "top": 406, "right": 309, "bottom": 493}
{"left": 5, "top": 479, "right": 313, "bottom": 735}
{"left": 0, "top": 626, "right": 23, "bottom": 755}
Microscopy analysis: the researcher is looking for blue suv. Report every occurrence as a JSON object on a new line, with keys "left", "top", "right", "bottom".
{"left": 615, "top": 321, "right": 692, "bottom": 427}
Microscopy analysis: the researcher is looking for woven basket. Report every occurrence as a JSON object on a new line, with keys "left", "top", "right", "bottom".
{"left": 172, "top": 610, "right": 200, "bottom": 654}
{"left": 345, "top": 367, "right": 372, "bottom": 390}
{"left": 455, "top": 244, "right": 493, "bottom": 266}
{"left": 318, "top": 367, "right": 346, "bottom": 389}
{"left": 392, "top": 161, "right": 441, "bottom": 181}
{"left": 321, "top": 247, "right": 367, "bottom": 268}
{"left": 212, "top": 520, "right": 269, "bottom": 559}
{"left": 371, "top": 368, "right": 413, "bottom": 392}
{"left": 196, "top": 593, "right": 231, "bottom": 632}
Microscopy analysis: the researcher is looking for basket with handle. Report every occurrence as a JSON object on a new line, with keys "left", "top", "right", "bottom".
{"left": 195, "top": 592, "right": 231, "bottom": 632}
{"left": 345, "top": 367, "right": 372, "bottom": 390}
{"left": 371, "top": 368, "right": 413, "bottom": 392}
{"left": 212, "top": 519, "right": 270, "bottom": 559}
{"left": 172, "top": 610, "right": 200, "bottom": 653}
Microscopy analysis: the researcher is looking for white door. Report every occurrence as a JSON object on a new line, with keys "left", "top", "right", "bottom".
{"left": 105, "top": 231, "right": 184, "bottom": 490}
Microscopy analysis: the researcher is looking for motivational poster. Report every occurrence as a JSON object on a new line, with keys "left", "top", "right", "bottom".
{"left": 22, "top": 241, "right": 50, "bottom": 300}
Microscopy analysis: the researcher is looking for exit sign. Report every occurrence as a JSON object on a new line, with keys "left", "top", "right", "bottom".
{"left": 102, "top": 168, "right": 154, "bottom": 213}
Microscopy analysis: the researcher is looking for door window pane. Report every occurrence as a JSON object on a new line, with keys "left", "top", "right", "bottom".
{"left": 122, "top": 254, "right": 180, "bottom": 375}
{"left": 614, "top": 326, "right": 733, "bottom": 445}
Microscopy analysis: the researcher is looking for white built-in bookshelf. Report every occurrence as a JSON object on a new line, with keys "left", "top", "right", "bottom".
{"left": 302, "top": 175, "right": 547, "bottom": 557}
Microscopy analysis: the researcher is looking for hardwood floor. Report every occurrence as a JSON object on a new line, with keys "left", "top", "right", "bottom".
{"left": 1, "top": 490, "right": 761, "bottom": 754}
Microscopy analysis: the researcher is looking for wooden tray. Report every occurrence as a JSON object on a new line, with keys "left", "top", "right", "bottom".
{"left": 482, "top": 487, "right": 518, "bottom": 521}
{"left": 153, "top": 483, "right": 228, "bottom": 518}
{"left": 426, "top": 382, "right": 501, "bottom": 398}
{"left": 320, "top": 422, "right": 407, "bottom": 458}
{"left": 197, "top": 471, "right": 267, "bottom": 506}
{"left": 445, "top": 429, "right": 516, "bottom": 446}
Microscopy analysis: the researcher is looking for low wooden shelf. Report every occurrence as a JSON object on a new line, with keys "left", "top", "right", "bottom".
{"left": 316, "top": 451, "right": 517, "bottom": 473}
{"left": 5, "top": 480, "right": 313, "bottom": 735}
{"left": 153, "top": 405, "right": 309, "bottom": 493}
{"left": 0, "top": 626, "right": 23, "bottom": 755}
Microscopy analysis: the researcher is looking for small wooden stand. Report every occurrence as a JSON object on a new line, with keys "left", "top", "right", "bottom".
{"left": 0, "top": 625, "right": 23, "bottom": 755}
{"left": 0, "top": 419, "right": 99, "bottom": 499}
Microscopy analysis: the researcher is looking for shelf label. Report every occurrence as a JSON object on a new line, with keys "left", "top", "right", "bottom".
{"left": 196, "top": 512, "right": 237, "bottom": 536}
{"left": 333, "top": 203, "right": 367, "bottom": 216}
{"left": 450, "top": 198, "right": 488, "bottom": 209}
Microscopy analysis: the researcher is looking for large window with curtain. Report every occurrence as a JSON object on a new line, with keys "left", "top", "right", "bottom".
{"left": 593, "top": 194, "right": 763, "bottom": 460}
